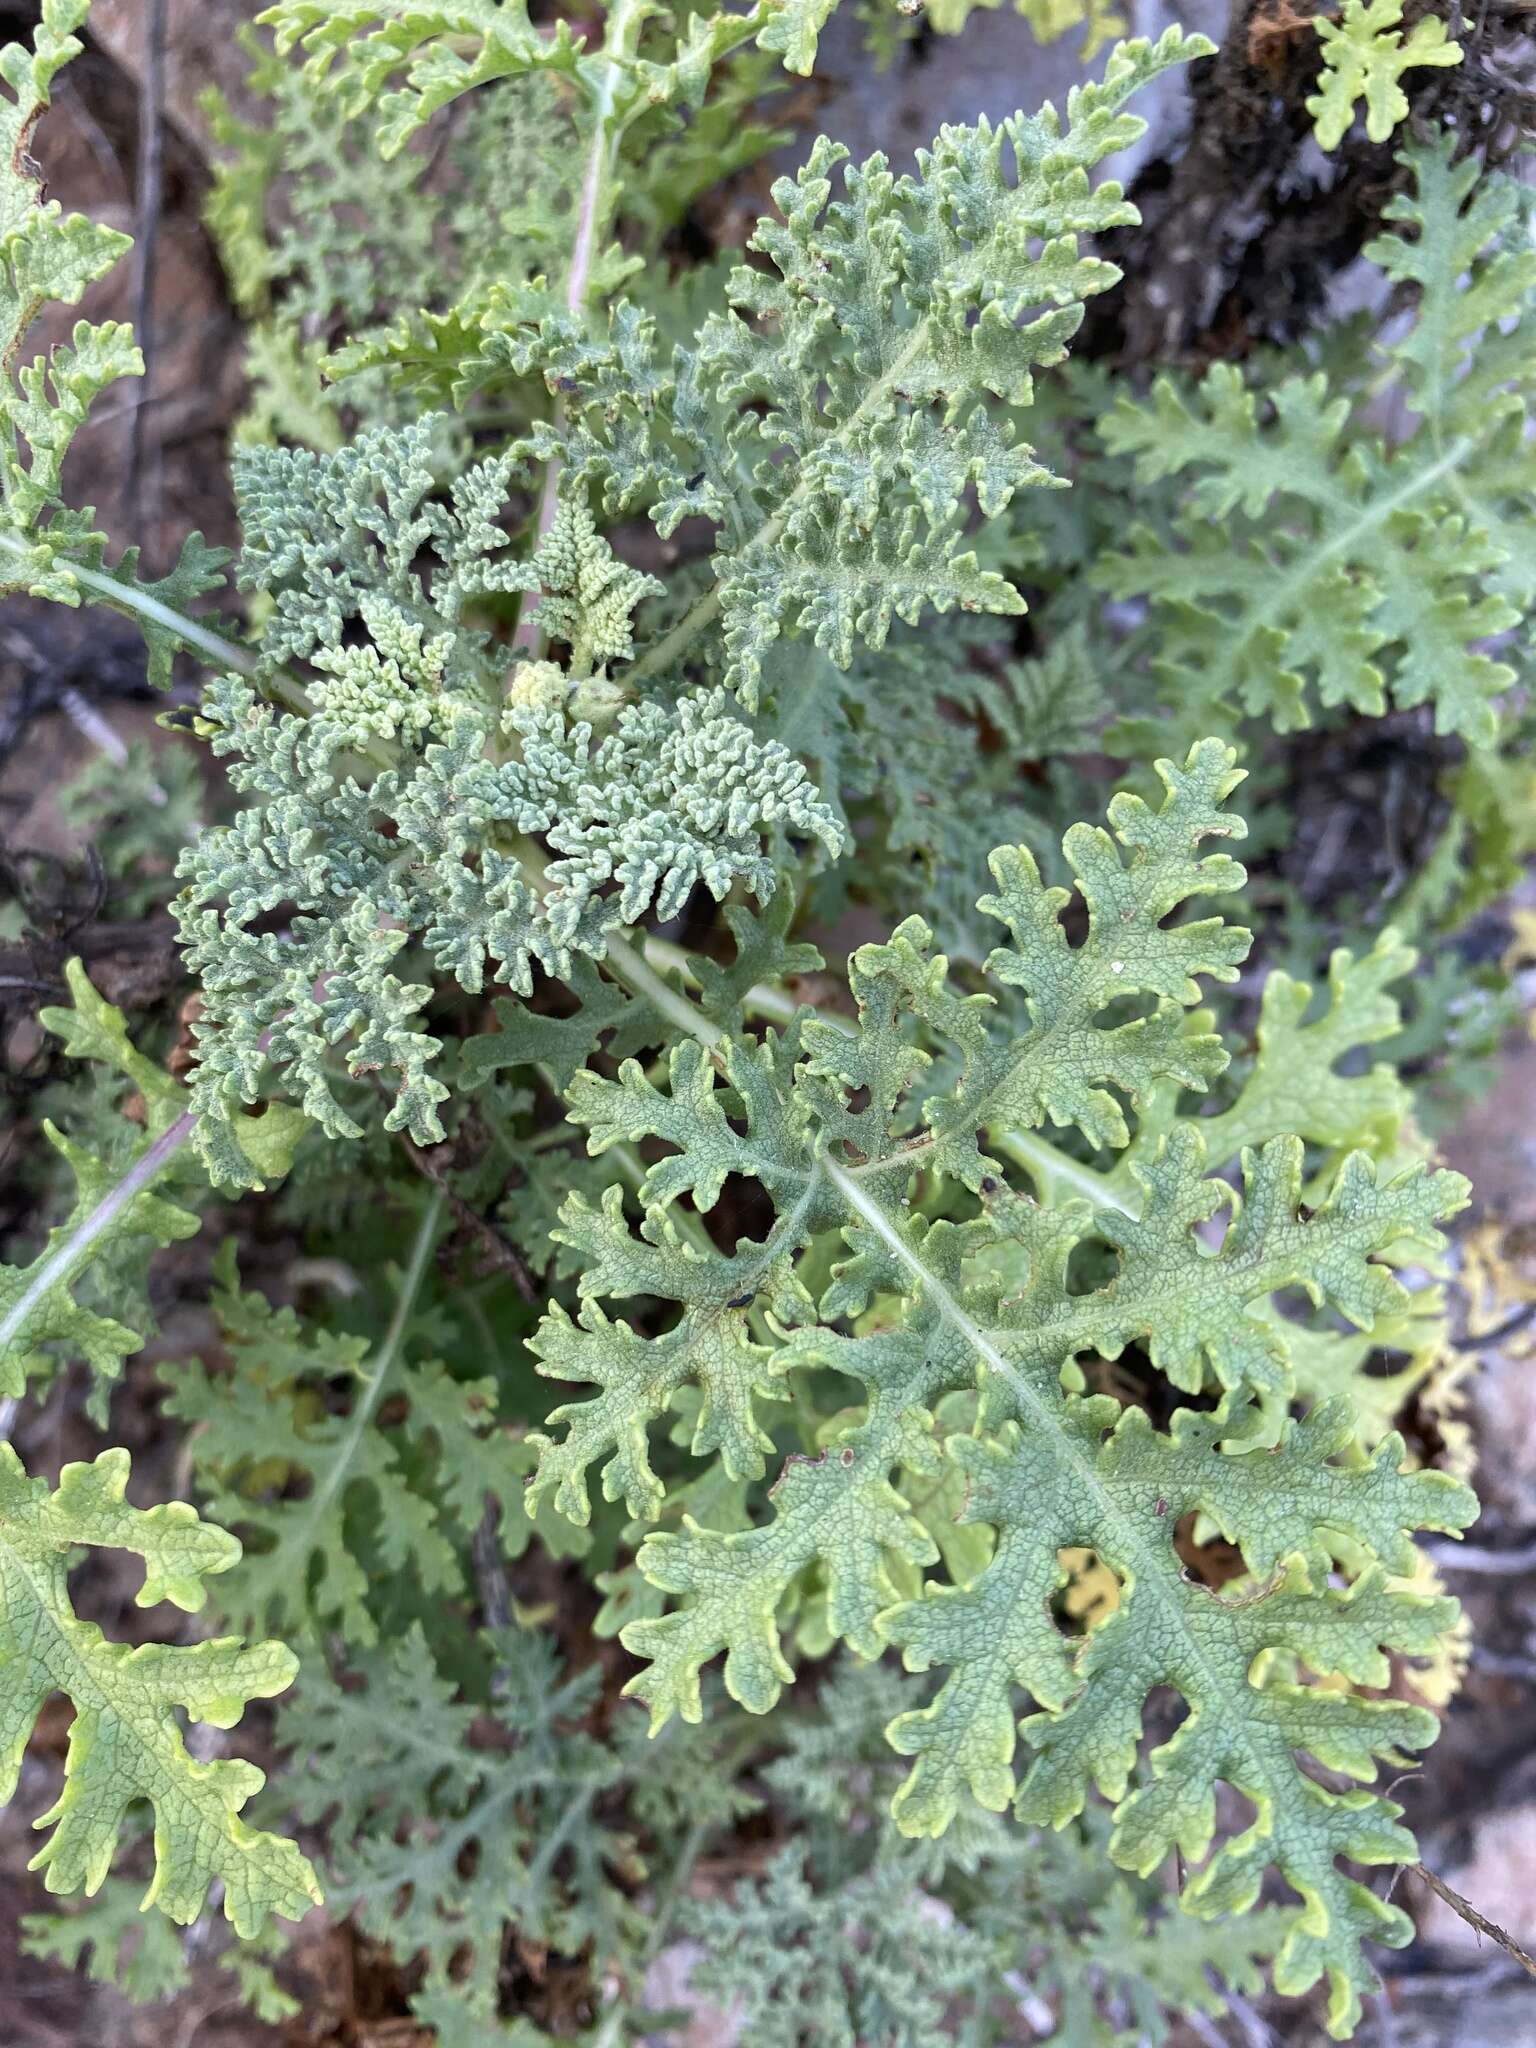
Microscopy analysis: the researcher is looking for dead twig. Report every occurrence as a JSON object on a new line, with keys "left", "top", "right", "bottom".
{"left": 1412, "top": 1861, "right": 1536, "bottom": 1980}
{"left": 395, "top": 1130, "right": 538, "bottom": 1304}
{"left": 125, "top": 0, "right": 166, "bottom": 526}
{"left": 472, "top": 1500, "right": 514, "bottom": 1641}
{"left": 1426, "top": 1536, "right": 1536, "bottom": 1575}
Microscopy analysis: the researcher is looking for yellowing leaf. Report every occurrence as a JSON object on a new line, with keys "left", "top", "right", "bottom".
{"left": 0, "top": 1447, "right": 318, "bottom": 1933}
{"left": 1308, "top": 0, "right": 1462, "bottom": 152}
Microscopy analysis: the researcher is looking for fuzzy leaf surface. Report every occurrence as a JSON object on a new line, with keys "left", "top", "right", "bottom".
{"left": 0, "top": 1447, "right": 318, "bottom": 1933}
{"left": 515, "top": 743, "right": 1470, "bottom": 2028}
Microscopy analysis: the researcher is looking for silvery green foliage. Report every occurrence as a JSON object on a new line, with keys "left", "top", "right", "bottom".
{"left": 278, "top": 1623, "right": 746, "bottom": 2029}
{"left": 1, "top": 4, "right": 1512, "bottom": 2033}
{"left": 455, "top": 28, "right": 1213, "bottom": 706}
{"left": 529, "top": 745, "right": 1475, "bottom": 2036}
{"left": 0, "top": 0, "right": 226, "bottom": 675}
{"left": 175, "top": 423, "right": 843, "bottom": 1183}
{"left": 684, "top": 1809, "right": 1283, "bottom": 2048}
{"left": 260, "top": 0, "right": 843, "bottom": 154}
{"left": 1098, "top": 135, "right": 1536, "bottom": 749}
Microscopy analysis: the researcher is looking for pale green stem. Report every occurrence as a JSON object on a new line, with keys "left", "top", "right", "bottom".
{"left": 513, "top": 0, "right": 650, "bottom": 654}
{"left": 0, "top": 532, "right": 371, "bottom": 751}
{"left": 605, "top": 933, "right": 725, "bottom": 1050}
{"left": 589, "top": 1815, "right": 711, "bottom": 2048}
{"left": 0, "top": 533, "right": 258, "bottom": 674}
{"left": 0, "top": 1110, "right": 197, "bottom": 1382}
{"left": 281, "top": 1191, "right": 444, "bottom": 1549}
{"left": 993, "top": 1129, "right": 1134, "bottom": 1216}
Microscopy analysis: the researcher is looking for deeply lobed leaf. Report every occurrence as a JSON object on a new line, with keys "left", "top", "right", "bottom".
{"left": 513, "top": 743, "right": 1472, "bottom": 2024}
{"left": 0, "top": 1446, "right": 317, "bottom": 1933}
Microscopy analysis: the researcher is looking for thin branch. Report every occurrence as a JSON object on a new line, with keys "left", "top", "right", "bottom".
{"left": 511, "top": 0, "right": 648, "bottom": 657}
{"left": 1184, "top": 2018, "right": 1232, "bottom": 2048}
{"left": 472, "top": 1499, "right": 513, "bottom": 1639}
{"left": 395, "top": 1130, "right": 538, "bottom": 1304}
{"left": 1412, "top": 1861, "right": 1536, "bottom": 1980}
{"left": 125, "top": 0, "right": 167, "bottom": 525}
{"left": 1453, "top": 1299, "right": 1536, "bottom": 1351}
{"left": 1425, "top": 1536, "right": 1536, "bottom": 1575}
{"left": 1225, "top": 1991, "right": 1274, "bottom": 2048}
{"left": 0, "top": 1110, "right": 197, "bottom": 1374}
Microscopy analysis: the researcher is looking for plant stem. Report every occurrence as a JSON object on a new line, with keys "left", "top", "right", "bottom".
{"left": 283, "top": 1190, "right": 445, "bottom": 1548}
{"left": 642, "top": 933, "right": 794, "bottom": 1026}
{"left": 125, "top": 0, "right": 166, "bottom": 525}
{"left": 0, "top": 531, "right": 258, "bottom": 675}
{"left": 993, "top": 1129, "right": 1132, "bottom": 1216}
{"left": 513, "top": 0, "right": 649, "bottom": 654}
{"left": 589, "top": 1814, "right": 712, "bottom": 2048}
{"left": 0, "top": 1110, "right": 197, "bottom": 1380}
{"left": 605, "top": 933, "right": 724, "bottom": 1050}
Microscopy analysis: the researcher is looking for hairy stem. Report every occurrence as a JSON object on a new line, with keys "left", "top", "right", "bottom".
{"left": 0, "top": 1110, "right": 197, "bottom": 1378}
{"left": 513, "top": 0, "right": 650, "bottom": 655}
{"left": 0, "top": 531, "right": 256, "bottom": 675}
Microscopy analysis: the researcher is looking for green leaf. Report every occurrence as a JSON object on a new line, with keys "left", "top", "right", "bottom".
{"left": 1099, "top": 363, "right": 1517, "bottom": 746}
{"left": 1365, "top": 134, "right": 1536, "bottom": 434}
{"left": 20, "top": 1862, "right": 299, "bottom": 2017}
{"left": 158, "top": 1206, "right": 495, "bottom": 1645}
{"left": 919, "top": 736, "right": 1250, "bottom": 1173}
{"left": 1307, "top": 0, "right": 1461, "bottom": 153}
{"left": 0, "top": 1446, "right": 318, "bottom": 1933}
{"left": 550, "top": 27, "right": 1214, "bottom": 704}
{"left": 281, "top": 1626, "right": 634, "bottom": 2017}
{"left": 259, "top": 0, "right": 585, "bottom": 155}
{"left": 922, "top": 0, "right": 1128, "bottom": 54}
{"left": 519, "top": 741, "right": 1472, "bottom": 2027}
{"left": 885, "top": 1403, "right": 1467, "bottom": 2038}
{"left": 258, "top": 0, "right": 831, "bottom": 156}
{"left": 1196, "top": 929, "right": 1416, "bottom": 1166}
{"left": 0, "top": 6, "right": 230, "bottom": 678}
{"left": 1099, "top": 135, "right": 1536, "bottom": 750}
{"left": 0, "top": 4, "right": 127, "bottom": 369}
{"left": 179, "top": 423, "right": 844, "bottom": 1172}
{"left": 0, "top": 963, "right": 298, "bottom": 1403}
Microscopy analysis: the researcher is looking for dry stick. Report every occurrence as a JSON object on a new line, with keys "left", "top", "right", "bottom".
{"left": 1182, "top": 2018, "right": 1231, "bottom": 2048}
{"left": 125, "top": 0, "right": 166, "bottom": 526}
{"left": 1412, "top": 1861, "right": 1536, "bottom": 1980}
{"left": 472, "top": 1500, "right": 513, "bottom": 1638}
{"left": 394, "top": 1129, "right": 539, "bottom": 1304}
{"left": 1425, "top": 1535, "right": 1536, "bottom": 1575}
